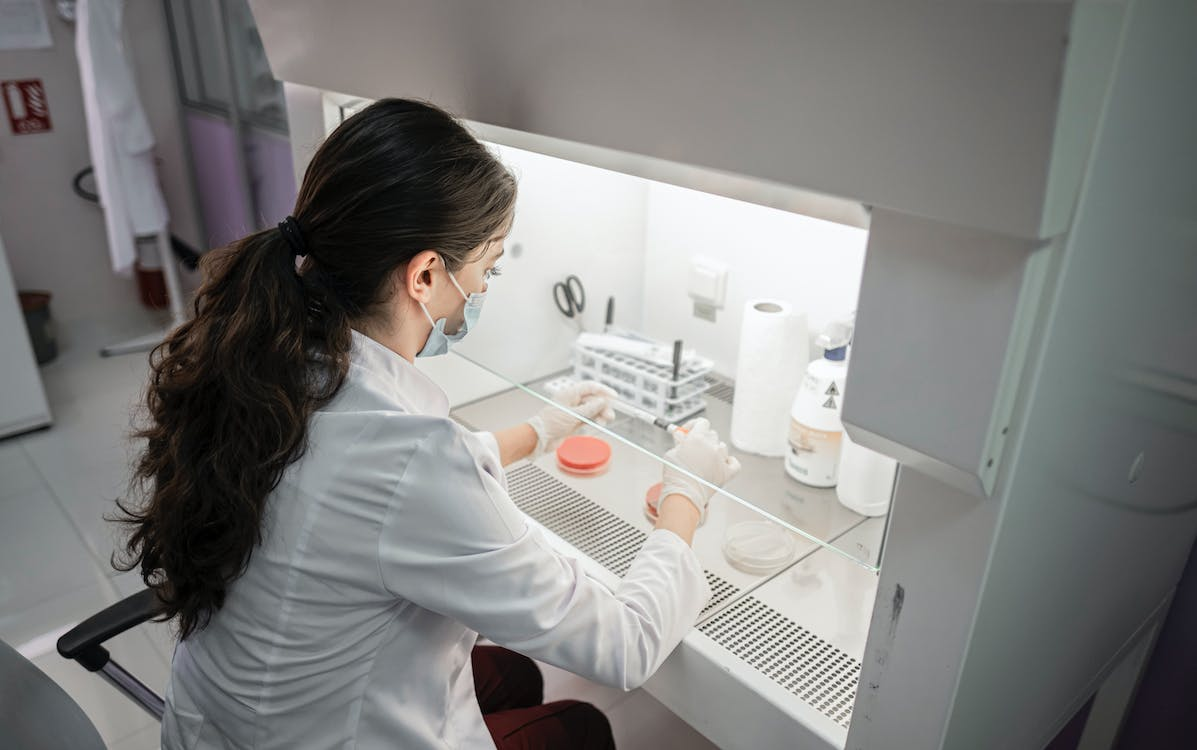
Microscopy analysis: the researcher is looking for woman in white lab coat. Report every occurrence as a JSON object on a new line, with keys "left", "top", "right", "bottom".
{"left": 116, "top": 99, "right": 740, "bottom": 750}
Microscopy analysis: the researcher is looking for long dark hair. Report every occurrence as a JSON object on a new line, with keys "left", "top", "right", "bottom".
{"left": 115, "top": 99, "right": 517, "bottom": 639}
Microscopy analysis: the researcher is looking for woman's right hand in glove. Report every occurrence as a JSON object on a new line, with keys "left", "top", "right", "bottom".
{"left": 657, "top": 418, "right": 741, "bottom": 527}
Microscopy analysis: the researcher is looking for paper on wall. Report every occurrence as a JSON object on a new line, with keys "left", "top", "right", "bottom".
{"left": 0, "top": 0, "right": 53, "bottom": 51}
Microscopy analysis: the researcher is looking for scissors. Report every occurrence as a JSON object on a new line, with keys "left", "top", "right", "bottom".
{"left": 553, "top": 274, "right": 586, "bottom": 319}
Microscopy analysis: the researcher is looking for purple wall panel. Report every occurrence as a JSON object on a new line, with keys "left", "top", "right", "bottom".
{"left": 186, "top": 111, "right": 252, "bottom": 249}
{"left": 247, "top": 130, "right": 297, "bottom": 229}
{"left": 185, "top": 111, "right": 297, "bottom": 250}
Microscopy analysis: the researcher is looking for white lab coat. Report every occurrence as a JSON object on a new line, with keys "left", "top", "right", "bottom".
{"left": 162, "top": 331, "right": 711, "bottom": 749}
{"left": 76, "top": 0, "right": 169, "bottom": 276}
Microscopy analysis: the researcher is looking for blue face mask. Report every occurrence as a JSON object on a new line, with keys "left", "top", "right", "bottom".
{"left": 417, "top": 257, "right": 487, "bottom": 358}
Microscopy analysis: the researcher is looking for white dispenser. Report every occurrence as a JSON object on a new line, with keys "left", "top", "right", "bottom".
{"left": 785, "top": 319, "right": 852, "bottom": 487}
{"left": 836, "top": 432, "right": 899, "bottom": 516}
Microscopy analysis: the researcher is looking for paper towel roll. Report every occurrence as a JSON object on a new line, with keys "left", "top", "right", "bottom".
{"left": 730, "top": 299, "right": 809, "bottom": 456}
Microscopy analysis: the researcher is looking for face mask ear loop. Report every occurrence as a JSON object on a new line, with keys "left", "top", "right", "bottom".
{"left": 418, "top": 300, "right": 438, "bottom": 328}
{"left": 419, "top": 255, "right": 455, "bottom": 328}
{"left": 440, "top": 254, "right": 471, "bottom": 301}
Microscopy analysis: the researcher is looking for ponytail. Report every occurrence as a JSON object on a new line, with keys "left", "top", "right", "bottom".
{"left": 117, "top": 228, "right": 351, "bottom": 639}
{"left": 115, "top": 98, "right": 516, "bottom": 639}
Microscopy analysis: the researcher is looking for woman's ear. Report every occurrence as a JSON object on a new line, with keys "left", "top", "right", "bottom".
{"left": 405, "top": 250, "right": 441, "bottom": 304}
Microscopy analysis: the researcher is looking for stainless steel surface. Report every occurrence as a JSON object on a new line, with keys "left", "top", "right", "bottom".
{"left": 693, "top": 532, "right": 884, "bottom": 730}
{"left": 703, "top": 374, "right": 735, "bottom": 406}
{"left": 845, "top": 210, "right": 1050, "bottom": 497}
{"left": 452, "top": 385, "right": 817, "bottom": 611}
{"left": 456, "top": 383, "right": 885, "bottom": 734}
{"left": 505, "top": 463, "right": 741, "bottom": 620}
{"left": 698, "top": 595, "right": 862, "bottom": 731}
{"left": 829, "top": 517, "right": 888, "bottom": 570}
{"left": 99, "top": 660, "right": 165, "bottom": 721}
{"left": 452, "top": 372, "right": 879, "bottom": 568}
{"left": 250, "top": 0, "right": 1073, "bottom": 238}
{"left": 764, "top": 548, "right": 883, "bottom": 662}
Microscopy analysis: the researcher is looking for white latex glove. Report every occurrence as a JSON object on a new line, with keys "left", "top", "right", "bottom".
{"left": 658, "top": 418, "right": 742, "bottom": 525}
{"left": 527, "top": 380, "right": 618, "bottom": 457}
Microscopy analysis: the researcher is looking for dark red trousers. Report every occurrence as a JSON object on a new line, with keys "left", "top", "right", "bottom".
{"left": 471, "top": 645, "right": 615, "bottom": 750}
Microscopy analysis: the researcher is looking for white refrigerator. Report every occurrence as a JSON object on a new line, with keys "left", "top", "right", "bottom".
{"left": 0, "top": 226, "right": 51, "bottom": 438}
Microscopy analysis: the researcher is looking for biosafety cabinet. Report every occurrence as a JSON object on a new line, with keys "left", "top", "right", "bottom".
{"left": 249, "top": 2, "right": 1197, "bottom": 748}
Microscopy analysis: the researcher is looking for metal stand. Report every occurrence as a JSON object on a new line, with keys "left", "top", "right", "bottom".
{"left": 98, "top": 660, "right": 165, "bottom": 720}
{"left": 100, "top": 230, "right": 187, "bottom": 358}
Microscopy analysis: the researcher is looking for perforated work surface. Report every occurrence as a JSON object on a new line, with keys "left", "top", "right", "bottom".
{"left": 505, "top": 463, "right": 738, "bottom": 619}
{"left": 699, "top": 596, "right": 861, "bottom": 729}
{"left": 505, "top": 463, "right": 858, "bottom": 728}
{"left": 703, "top": 375, "right": 735, "bottom": 405}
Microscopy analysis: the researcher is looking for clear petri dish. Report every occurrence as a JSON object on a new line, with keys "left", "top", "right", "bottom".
{"left": 722, "top": 520, "right": 797, "bottom": 575}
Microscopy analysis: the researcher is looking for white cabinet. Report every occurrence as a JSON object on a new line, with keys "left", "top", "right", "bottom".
{"left": 250, "top": 2, "right": 1197, "bottom": 748}
{"left": 0, "top": 227, "right": 51, "bottom": 438}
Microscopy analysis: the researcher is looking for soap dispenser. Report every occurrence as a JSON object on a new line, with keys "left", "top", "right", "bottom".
{"left": 785, "top": 318, "right": 852, "bottom": 487}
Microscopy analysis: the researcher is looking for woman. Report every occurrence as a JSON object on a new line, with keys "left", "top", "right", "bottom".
{"left": 119, "top": 99, "right": 740, "bottom": 750}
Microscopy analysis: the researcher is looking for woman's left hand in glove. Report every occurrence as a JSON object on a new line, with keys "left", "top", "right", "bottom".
{"left": 527, "top": 381, "right": 618, "bottom": 456}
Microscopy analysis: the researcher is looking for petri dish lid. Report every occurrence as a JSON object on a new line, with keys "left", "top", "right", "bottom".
{"left": 722, "top": 521, "right": 797, "bottom": 575}
{"left": 556, "top": 435, "right": 612, "bottom": 472}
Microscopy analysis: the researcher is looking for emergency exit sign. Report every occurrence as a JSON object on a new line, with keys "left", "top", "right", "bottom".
{"left": 3, "top": 79, "right": 52, "bottom": 135}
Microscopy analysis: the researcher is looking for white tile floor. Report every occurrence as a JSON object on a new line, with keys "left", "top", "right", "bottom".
{"left": 0, "top": 314, "right": 718, "bottom": 749}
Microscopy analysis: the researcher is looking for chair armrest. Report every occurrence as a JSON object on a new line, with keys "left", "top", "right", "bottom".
{"left": 57, "top": 588, "right": 162, "bottom": 671}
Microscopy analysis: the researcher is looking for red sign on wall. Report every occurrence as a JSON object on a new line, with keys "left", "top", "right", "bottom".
{"left": 3, "top": 80, "right": 52, "bottom": 135}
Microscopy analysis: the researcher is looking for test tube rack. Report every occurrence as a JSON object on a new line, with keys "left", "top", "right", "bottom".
{"left": 571, "top": 338, "right": 713, "bottom": 423}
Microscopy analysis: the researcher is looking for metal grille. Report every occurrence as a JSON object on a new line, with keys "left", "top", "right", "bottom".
{"left": 704, "top": 570, "right": 739, "bottom": 616}
{"left": 703, "top": 375, "right": 735, "bottom": 405}
{"left": 506, "top": 464, "right": 739, "bottom": 619}
{"left": 699, "top": 596, "right": 861, "bottom": 729}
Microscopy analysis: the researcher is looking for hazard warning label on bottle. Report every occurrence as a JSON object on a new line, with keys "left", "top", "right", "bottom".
{"left": 787, "top": 418, "right": 842, "bottom": 486}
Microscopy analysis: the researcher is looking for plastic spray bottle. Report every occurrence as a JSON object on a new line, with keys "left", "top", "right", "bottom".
{"left": 785, "top": 318, "right": 853, "bottom": 488}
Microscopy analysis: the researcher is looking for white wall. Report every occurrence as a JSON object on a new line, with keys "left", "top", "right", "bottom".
{"left": 285, "top": 89, "right": 869, "bottom": 404}
{"left": 447, "top": 143, "right": 650, "bottom": 387}
{"left": 440, "top": 143, "right": 869, "bottom": 397}
{"left": 0, "top": 0, "right": 201, "bottom": 339}
{"left": 640, "top": 182, "right": 869, "bottom": 377}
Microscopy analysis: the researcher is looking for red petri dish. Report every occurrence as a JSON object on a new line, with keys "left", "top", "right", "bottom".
{"left": 644, "top": 482, "right": 663, "bottom": 521}
{"left": 556, "top": 435, "right": 612, "bottom": 475}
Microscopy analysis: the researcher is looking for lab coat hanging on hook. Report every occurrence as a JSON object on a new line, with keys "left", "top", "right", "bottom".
{"left": 76, "top": 0, "right": 169, "bottom": 276}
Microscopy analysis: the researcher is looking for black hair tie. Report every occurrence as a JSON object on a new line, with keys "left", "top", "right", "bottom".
{"left": 277, "top": 216, "right": 308, "bottom": 258}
